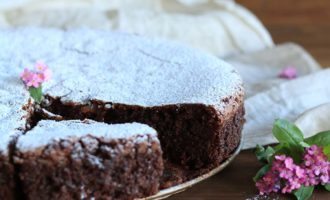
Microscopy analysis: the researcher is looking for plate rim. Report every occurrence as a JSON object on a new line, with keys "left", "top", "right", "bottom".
{"left": 141, "top": 141, "right": 243, "bottom": 200}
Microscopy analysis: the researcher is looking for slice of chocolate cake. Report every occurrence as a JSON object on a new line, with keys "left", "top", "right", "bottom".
{"left": 15, "top": 120, "right": 163, "bottom": 200}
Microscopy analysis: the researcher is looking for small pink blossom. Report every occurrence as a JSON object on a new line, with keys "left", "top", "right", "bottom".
{"left": 20, "top": 61, "right": 52, "bottom": 88}
{"left": 38, "top": 68, "right": 52, "bottom": 82}
{"left": 20, "top": 68, "right": 33, "bottom": 83}
{"left": 302, "top": 145, "right": 329, "bottom": 186}
{"left": 256, "top": 171, "right": 281, "bottom": 195}
{"left": 35, "top": 61, "right": 48, "bottom": 72}
{"left": 278, "top": 66, "right": 298, "bottom": 79}
{"left": 295, "top": 166, "right": 305, "bottom": 178}
{"left": 26, "top": 74, "right": 42, "bottom": 88}
{"left": 284, "top": 156, "right": 295, "bottom": 170}
{"left": 274, "top": 155, "right": 286, "bottom": 161}
{"left": 256, "top": 145, "right": 330, "bottom": 196}
{"left": 256, "top": 155, "right": 304, "bottom": 195}
{"left": 35, "top": 61, "right": 52, "bottom": 81}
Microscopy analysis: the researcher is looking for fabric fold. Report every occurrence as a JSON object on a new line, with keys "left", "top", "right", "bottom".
{"left": 0, "top": 0, "right": 273, "bottom": 57}
{"left": 243, "top": 69, "right": 330, "bottom": 149}
{"left": 225, "top": 43, "right": 329, "bottom": 149}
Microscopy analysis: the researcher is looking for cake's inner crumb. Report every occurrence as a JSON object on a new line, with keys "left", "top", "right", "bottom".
{"left": 7, "top": 137, "right": 25, "bottom": 200}
{"left": 18, "top": 94, "right": 244, "bottom": 190}
{"left": 15, "top": 134, "right": 163, "bottom": 199}
{"left": 41, "top": 97, "right": 223, "bottom": 167}
{"left": 25, "top": 95, "right": 245, "bottom": 188}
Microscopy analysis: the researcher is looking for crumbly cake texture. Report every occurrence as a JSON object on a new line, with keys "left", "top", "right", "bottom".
{"left": 0, "top": 28, "right": 245, "bottom": 198}
{"left": 0, "top": 139, "right": 15, "bottom": 200}
{"left": 15, "top": 120, "right": 163, "bottom": 200}
{"left": 17, "top": 120, "right": 158, "bottom": 151}
{"left": 44, "top": 99, "right": 244, "bottom": 171}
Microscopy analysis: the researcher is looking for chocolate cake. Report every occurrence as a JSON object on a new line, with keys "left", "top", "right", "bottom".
{"left": 0, "top": 28, "right": 245, "bottom": 199}
{"left": 15, "top": 120, "right": 163, "bottom": 200}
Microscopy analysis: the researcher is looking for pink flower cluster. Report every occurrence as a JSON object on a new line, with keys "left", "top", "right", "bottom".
{"left": 303, "top": 145, "right": 329, "bottom": 186}
{"left": 256, "top": 155, "right": 304, "bottom": 194}
{"left": 20, "top": 61, "right": 51, "bottom": 88}
{"left": 256, "top": 145, "right": 330, "bottom": 195}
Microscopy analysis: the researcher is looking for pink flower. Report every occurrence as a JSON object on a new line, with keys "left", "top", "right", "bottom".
{"left": 20, "top": 61, "right": 52, "bottom": 88}
{"left": 281, "top": 165, "right": 306, "bottom": 194}
{"left": 274, "top": 155, "right": 286, "bottom": 161}
{"left": 295, "top": 166, "right": 305, "bottom": 178}
{"left": 35, "top": 61, "right": 52, "bottom": 82}
{"left": 302, "top": 145, "right": 329, "bottom": 186}
{"left": 20, "top": 68, "right": 33, "bottom": 83}
{"left": 284, "top": 156, "right": 295, "bottom": 170}
{"left": 278, "top": 66, "right": 298, "bottom": 79}
{"left": 38, "top": 68, "right": 52, "bottom": 82}
{"left": 35, "top": 61, "right": 48, "bottom": 72}
{"left": 256, "top": 170, "right": 281, "bottom": 195}
{"left": 256, "top": 145, "right": 330, "bottom": 196}
{"left": 256, "top": 155, "right": 304, "bottom": 195}
{"left": 26, "top": 73, "right": 42, "bottom": 88}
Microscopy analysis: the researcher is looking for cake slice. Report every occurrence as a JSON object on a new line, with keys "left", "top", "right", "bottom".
{"left": 15, "top": 120, "right": 163, "bottom": 200}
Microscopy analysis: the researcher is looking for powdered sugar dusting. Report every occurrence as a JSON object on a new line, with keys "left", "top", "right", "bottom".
{"left": 17, "top": 120, "right": 158, "bottom": 151}
{"left": 0, "top": 28, "right": 243, "bottom": 109}
{"left": 0, "top": 74, "right": 30, "bottom": 153}
{"left": 0, "top": 28, "right": 243, "bottom": 152}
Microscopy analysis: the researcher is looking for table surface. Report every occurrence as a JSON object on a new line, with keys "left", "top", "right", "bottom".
{"left": 169, "top": 0, "right": 330, "bottom": 199}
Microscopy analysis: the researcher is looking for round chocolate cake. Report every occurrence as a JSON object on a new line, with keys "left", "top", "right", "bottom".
{"left": 0, "top": 28, "right": 244, "bottom": 200}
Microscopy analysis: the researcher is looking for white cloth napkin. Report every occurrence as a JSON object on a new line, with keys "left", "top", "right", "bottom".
{"left": 225, "top": 43, "right": 330, "bottom": 149}
{"left": 0, "top": 0, "right": 273, "bottom": 57}
{"left": 226, "top": 43, "right": 321, "bottom": 98}
{"left": 295, "top": 103, "right": 330, "bottom": 137}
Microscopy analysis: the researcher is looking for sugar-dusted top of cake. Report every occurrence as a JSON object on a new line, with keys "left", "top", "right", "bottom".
{"left": 0, "top": 28, "right": 243, "bottom": 109}
{"left": 0, "top": 30, "right": 32, "bottom": 153}
{"left": 0, "top": 89, "right": 30, "bottom": 153}
{"left": 0, "top": 102, "right": 28, "bottom": 152}
{"left": 17, "top": 120, "right": 158, "bottom": 152}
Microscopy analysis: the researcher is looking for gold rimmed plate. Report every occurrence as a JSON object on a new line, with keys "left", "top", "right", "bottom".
{"left": 140, "top": 141, "right": 243, "bottom": 200}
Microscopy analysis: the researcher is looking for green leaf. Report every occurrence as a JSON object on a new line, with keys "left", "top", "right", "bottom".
{"left": 273, "top": 143, "right": 285, "bottom": 152}
{"left": 273, "top": 143, "right": 302, "bottom": 163}
{"left": 255, "top": 145, "right": 275, "bottom": 163}
{"left": 293, "top": 186, "right": 314, "bottom": 200}
{"left": 28, "top": 86, "right": 43, "bottom": 104}
{"left": 324, "top": 145, "right": 330, "bottom": 160}
{"left": 273, "top": 119, "right": 304, "bottom": 146}
{"left": 305, "top": 131, "right": 330, "bottom": 147}
{"left": 325, "top": 184, "right": 330, "bottom": 192}
{"left": 299, "top": 141, "right": 310, "bottom": 148}
{"left": 274, "top": 143, "right": 290, "bottom": 155}
{"left": 253, "top": 164, "right": 270, "bottom": 182}
{"left": 272, "top": 119, "right": 304, "bottom": 162}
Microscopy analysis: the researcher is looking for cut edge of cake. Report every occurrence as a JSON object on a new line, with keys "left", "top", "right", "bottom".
{"left": 14, "top": 119, "right": 163, "bottom": 199}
